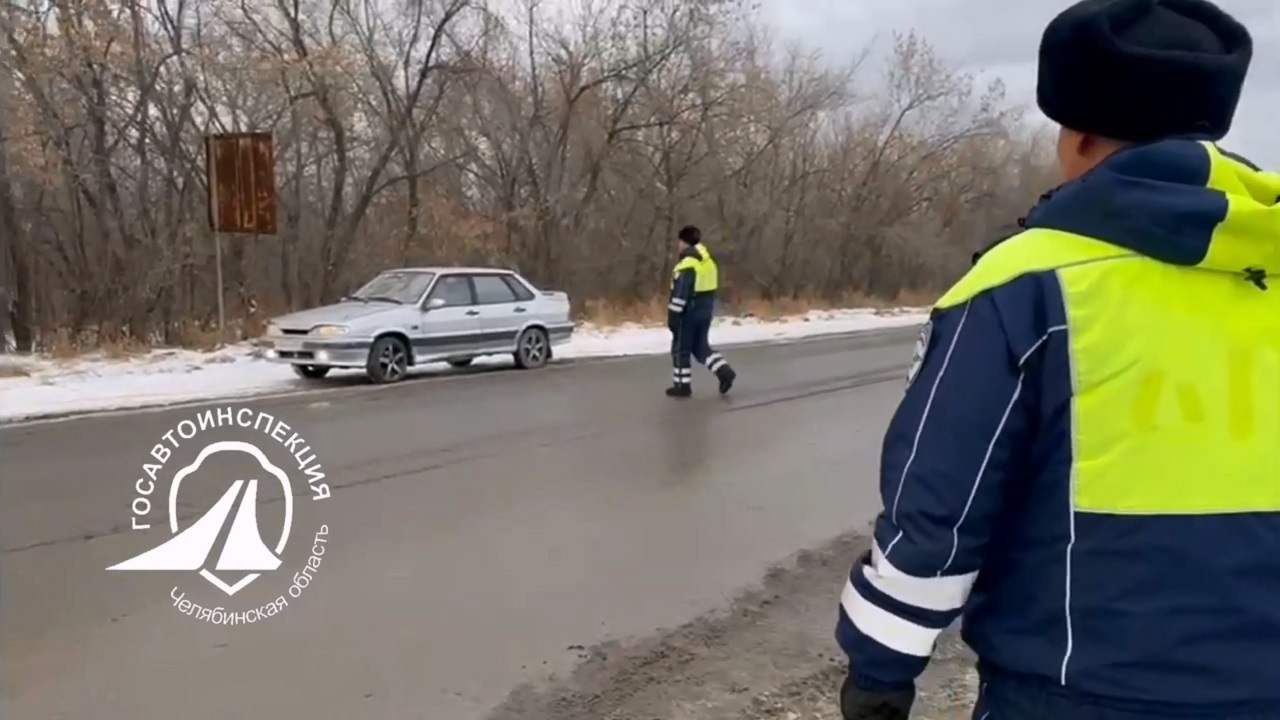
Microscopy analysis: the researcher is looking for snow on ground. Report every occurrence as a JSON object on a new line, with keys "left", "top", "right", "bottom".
{"left": 0, "top": 307, "right": 927, "bottom": 422}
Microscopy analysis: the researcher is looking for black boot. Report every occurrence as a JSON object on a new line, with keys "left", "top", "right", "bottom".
{"left": 666, "top": 384, "right": 692, "bottom": 398}
{"left": 716, "top": 365, "right": 736, "bottom": 395}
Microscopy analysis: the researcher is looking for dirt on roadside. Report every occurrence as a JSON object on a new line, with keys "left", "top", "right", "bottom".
{"left": 737, "top": 636, "right": 977, "bottom": 720}
{"left": 484, "top": 532, "right": 977, "bottom": 720}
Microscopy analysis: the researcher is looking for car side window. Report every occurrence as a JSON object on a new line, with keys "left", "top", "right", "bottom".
{"left": 428, "top": 275, "right": 474, "bottom": 307}
{"left": 472, "top": 274, "right": 519, "bottom": 305}
{"left": 502, "top": 275, "right": 535, "bottom": 302}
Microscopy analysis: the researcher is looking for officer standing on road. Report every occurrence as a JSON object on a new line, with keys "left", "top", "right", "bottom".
{"left": 835, "top": 1, "right": 1280, "bottom": 719}
{"left": 667, "top": 225, "right": 737, "bottom": 398}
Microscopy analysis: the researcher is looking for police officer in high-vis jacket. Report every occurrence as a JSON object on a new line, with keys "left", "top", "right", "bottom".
{"left": 667, "top": 225, "right": 736, "bottom": 398}
{"left": 836, "top": 1, "right": 1280, "bottom": 719}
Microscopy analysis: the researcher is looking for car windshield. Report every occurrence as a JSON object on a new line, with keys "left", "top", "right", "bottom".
{"left": 347, "top": 271, "right": 436, "bottom": 304}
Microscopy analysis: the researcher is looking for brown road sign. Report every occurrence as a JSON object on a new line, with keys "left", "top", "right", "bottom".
{"left": 205, "top": 133, "right": 277, "bottom": 235}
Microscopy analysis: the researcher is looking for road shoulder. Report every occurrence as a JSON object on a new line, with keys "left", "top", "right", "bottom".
{"left": 484, "top": 532, "right": 977, "bottom": 720}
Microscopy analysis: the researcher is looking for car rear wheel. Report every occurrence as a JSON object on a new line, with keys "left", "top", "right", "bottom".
{"left": 367, "top": 336, "right": 410, "bottom": 384}
{"left": 513, "top": 327, "right": 550, "bottom": 369}
{"left": 292, "top": 364, "right": 331, "bottom": 380}
{"left": 447, "top": 358, "right": 473, "bottom": 368}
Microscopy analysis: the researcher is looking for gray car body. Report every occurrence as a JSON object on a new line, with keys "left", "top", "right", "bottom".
{"left": 256, "top": 267, "right": 574, "bottom": 374}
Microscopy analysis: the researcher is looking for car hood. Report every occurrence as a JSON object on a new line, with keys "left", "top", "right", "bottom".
{"left": 269, "top": 301, "right": 401, "bottom": 329}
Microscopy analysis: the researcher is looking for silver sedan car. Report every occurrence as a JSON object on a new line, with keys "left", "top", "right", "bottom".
{"left": 257, "top": 267, "right": 575, "bottom": 383}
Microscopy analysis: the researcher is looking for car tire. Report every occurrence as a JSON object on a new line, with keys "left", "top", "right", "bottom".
{"left": 447, "top": 358, "right": 474, "bottom": 368}
{"left": 367, "top": 336, "right": 410, "bottom": 384}
{"left": 291, "top": 364, "right": 331, "bottom": 380}
{"left": 513, "top": 327, "right": 550, "bottom": 370}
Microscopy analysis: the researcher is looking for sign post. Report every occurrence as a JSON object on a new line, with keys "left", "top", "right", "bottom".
{"left": 215, "top": 228, "right": 225, "bottom": 343}
{"left": 204, "top": 133, "right": 277, "bottom": 342}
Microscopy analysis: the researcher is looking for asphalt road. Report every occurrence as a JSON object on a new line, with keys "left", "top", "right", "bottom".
{"left": 0, "top": 327, "right": 963, "bottom": 720}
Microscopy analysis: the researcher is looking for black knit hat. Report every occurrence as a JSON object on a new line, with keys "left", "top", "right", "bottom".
{"left": 678, "top": 225, "right": 701, "bottom": 245}
{"left": 1037, "top": 0, "right": 1252, "bottom": 143}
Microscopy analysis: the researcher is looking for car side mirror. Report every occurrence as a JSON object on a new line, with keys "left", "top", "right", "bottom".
{"left": 424, "top": 297, "right": 446, "bottom": 311}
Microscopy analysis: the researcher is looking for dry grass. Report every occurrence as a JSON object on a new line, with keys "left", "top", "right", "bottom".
{"left": 177, "top": 323, "right": 236, "bottom": 353}
{"left": 45, "top": 332, "right": 151, "bottom": 361}
{"left": 579, "top": 297, "right": 670, "bottom": 326}
{"left": 580, "top": 292, "right": 934, "bottom": 325}
{"left": 0, "top": 361, "right": 32, "bottom": 378}
{"left": 34, "top": 315, "right": 263, "bottom": 359}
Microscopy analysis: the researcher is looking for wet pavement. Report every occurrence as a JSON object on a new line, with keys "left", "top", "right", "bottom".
{"left": 0, "top": 327, "right": 957, "bottom": 720}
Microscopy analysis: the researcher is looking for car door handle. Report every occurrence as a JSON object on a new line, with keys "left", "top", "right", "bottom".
{"left": 513, "top": 306, "right": 527, "bottom": 313}
{"left": 465, "top": 309, "right": 480, "bottom": 316}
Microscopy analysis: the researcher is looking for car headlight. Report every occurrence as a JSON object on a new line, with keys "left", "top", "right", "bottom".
{"left": 310, "top": 324, "right": 349, "bottom": 337}
{"left": 264, "top": 323, "right": 281, "bottom": 337}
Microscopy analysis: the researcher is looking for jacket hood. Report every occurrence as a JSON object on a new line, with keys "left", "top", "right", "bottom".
{"left": 1024, "top": 139, "right": 1280, "bottom": 285}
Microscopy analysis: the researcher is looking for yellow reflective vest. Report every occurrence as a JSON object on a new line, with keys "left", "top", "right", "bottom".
{"left": 668, "top": 243, "right": 719, "bottom": 318}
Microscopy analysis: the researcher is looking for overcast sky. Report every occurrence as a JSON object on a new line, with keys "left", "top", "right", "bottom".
{"left": 762, "top": 0, "right": 1280, "bottom": 168}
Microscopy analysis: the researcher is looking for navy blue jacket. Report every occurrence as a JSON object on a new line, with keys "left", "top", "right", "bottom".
{"left": 836, "top": 139, "right": 1280, "bottom": 717}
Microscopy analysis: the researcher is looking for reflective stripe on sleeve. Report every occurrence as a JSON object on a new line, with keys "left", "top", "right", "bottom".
{"left": 841, "top": 578, "right": 941, "bottom": 657}
{"left": 864, "top": 542, "right": 977, "bottom": 612}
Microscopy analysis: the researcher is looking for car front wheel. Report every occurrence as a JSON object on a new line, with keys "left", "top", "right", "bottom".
{"left": 513, "top": 327, "right": 550, "bottom": 370}
{"left": 292, "top": 364, "right": 331, "bottom": 380}
{"left": 367, "top": 336, "right": 410, "bottom": 384}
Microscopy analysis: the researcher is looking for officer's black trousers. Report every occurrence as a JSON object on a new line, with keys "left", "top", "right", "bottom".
{"left": 670, "top": 316, "right": 728, "bottom": 386}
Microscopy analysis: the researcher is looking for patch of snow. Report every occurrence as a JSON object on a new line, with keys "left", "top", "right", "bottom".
{"left": 0, "top": 307, "right": 927, "bottom": 422}
{"left": 561, "top": 307, "right": 925, "bottom": 357}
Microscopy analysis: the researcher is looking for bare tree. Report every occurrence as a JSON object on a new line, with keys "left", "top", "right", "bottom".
{"left": 0, "top": 0, "right": 1055, "bottom": 352}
